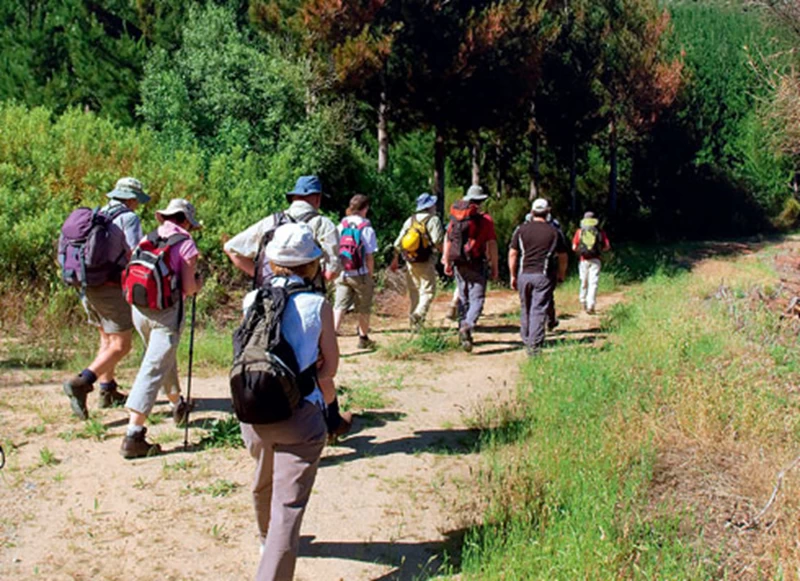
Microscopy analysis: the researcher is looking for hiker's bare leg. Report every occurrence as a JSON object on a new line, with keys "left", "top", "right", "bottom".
{"left": 96, "top": 330, "right": 113, "bottom": 383}
{"left": 357, "top": 313, "right": 370, "bottom": 337}
{"left": 128, "top": 409, "right": 147, "bottom": 428}
{"left": 333, "top": 309, "right": 345, "bottom": 334}
{"left": 88, "top": 330, "right": 132, "bottom": 379}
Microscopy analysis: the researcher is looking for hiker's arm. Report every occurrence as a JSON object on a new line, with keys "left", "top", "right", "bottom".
{"left": 508, "top": 248, "right": 520, "bottom": 290}
{"left": 442, "top": 232, "right": 453, "bottom": 276}
{"left": 317, "top": 302, "right": 339, "bottom": 402}
{"left": 366, "top": 253, "right": 375, "bottom": 278}
{"left": 224, "top": 247, "right": 256, "bottom": 277}
{"left": 556, "top": 251, "right": 568, "bottom": 283}
{"left": 181, "top": 256, "right": 203, "bottom": 296}
{"left": 487, "top": 239, "right": 499, "bottom": 280}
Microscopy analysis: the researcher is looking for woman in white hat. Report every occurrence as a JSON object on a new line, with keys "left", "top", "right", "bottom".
{"left": 239, "top": 222, "right": 343, "bottom": 580}
{"left": 120, "top": 198, "right": 203, "bottom": 459}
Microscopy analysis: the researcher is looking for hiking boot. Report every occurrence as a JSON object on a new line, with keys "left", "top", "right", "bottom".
{"left": 98, "top": 383, "right": 127, "bottom": 409}
{"left": 526, "top": 345, "right": 541, "bottom": 358}
{"left": 586, "top": 306, "right": 596, "bottom": 315}
{"left": 62, "top": 376, "right": 93, "bottom": 420}
{"left": 446, "top": 303, "right": 459, "bottom": 322}
{"left": 172, "top": 396, "right": 190, "bottom": 426}
{"left": 357, "top": 335, "right": 376, "bottom": 350}
{"left": 409, "top": 314, "right": 423, "bottom": 332}
{"left": 547, "top": 318, "right": 560, "bottom": 332}
{"left": 120, "top": 428, "right": 161, "bottom": 459}
{"left": 328, "top": 410, "right": 353, "bottom": 443}
{"left": 459, "top": 328, "right": 473, "bottom": 353}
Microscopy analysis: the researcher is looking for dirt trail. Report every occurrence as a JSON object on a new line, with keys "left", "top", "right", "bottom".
{"left": 0, "top": 286, "right": 618, "bottom": 581}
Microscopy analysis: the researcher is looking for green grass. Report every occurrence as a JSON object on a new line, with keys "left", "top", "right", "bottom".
{"left": 38, "top": 447, "right": 59, "bottom": 467}
{"left": 57, "top": 418, "right": 109, "bottom": 442}
{"left": 194, "top": 479, "right": 239, "bottom": 498}
{"left": 462, "top": 268, "right": 768, "bottom": 579}
{"left": 199, "top": 415, "right": 244, "bottom": 449}
{"left": 339, "top": 379, "right": 390, "bottom": 411}
{"left": 382, "top": 327, "right": 460, "bottom": 360}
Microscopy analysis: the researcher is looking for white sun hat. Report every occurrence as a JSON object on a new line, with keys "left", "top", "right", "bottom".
{"left": 265, "top": 223, "right": 323, "bottom": 267}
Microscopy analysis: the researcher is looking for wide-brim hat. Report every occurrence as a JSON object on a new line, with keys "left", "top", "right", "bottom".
{"left": 464, "top": 185, "right": 488, "bottom": 202}
{"left": 532, "top": 198, "right": 550, "bottom": 213}
{"left": 107, "top": 177, "right": 150, "bottom": 203}
{"left": 415, "top": 193, "right": 437, "bottom": 212}
{"left": 287, "top": 175, "right": 323, "bottom": 197}
{"left": 265, "top": 223, "right": 323, "bottom": 267}
{"left": 156, "top": 198, "right": 201, "bottom": 229}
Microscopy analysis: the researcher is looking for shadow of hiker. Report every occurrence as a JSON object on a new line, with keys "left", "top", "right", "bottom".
{"left": 299, "top": 527, "right": 467, "bottom": 581}
{"left": 321, "top": 427, "right": 480, "bottom": 467}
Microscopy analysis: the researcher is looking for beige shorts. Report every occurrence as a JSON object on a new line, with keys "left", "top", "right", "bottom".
{"left": 81, "top": 285, "right": 133, "bottom": 334}
{"left": 333, "top": 275, "right": 374, "bottom": 314}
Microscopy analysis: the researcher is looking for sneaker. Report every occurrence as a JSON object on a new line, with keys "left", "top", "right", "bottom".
{"left": 586, "top": 306, "right": 596, "bottom": 315}
{"left": 98, "top": 383, "right": 127, "bottom": 409}
{"left": 446, "top": 303, "right": 459, "bottom": 321}
{"left": 120, "top": 428, "right": 161, "bottom": 459}
{"left": 172, "top": 396, "right": 191, "bottom": 426}
{"left": 459, "top": 328, "right": 473, "bottom": 353}
{"left": 547, "top": 318, "right": 560, "bottom": 332}
{"left": 357, "top": 335, "right": 376, "bottom": 350}
{"left": 328, "top": 410, "right": 353, "bottom": 443}
{"left": 62, "top": 376, "right": 93, "bottom": 420}
{"left": 409, "top": 314, "right": 423, "bottom": 331}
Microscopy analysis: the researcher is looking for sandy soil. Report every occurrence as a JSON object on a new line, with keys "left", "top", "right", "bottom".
{"left": 0, "top": 282, "right": 616, "bottom": 581}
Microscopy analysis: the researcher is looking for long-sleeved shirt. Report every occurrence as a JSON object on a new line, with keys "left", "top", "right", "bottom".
{"left": 393, "top": 211, "right": 445, "bottom": 256}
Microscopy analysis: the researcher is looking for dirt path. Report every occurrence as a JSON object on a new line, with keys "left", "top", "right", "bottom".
{"left": 0, "top": 286, "right": 619, "bottom": 581}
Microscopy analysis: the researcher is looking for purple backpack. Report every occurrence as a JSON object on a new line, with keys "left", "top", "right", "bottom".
{"left": 58, "top": 206, "right": 129, "bottom": 287}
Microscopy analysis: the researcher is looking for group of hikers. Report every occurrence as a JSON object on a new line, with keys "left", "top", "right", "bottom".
{"left": 56, "top": 174, "right": 609, "bottom": 580}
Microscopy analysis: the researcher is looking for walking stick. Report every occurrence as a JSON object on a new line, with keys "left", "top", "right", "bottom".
{"left": 183, "top": 295, "right": 197, "bottom": 451}
{"left": 0, "top": 444, "right": 5, "bottom": 469}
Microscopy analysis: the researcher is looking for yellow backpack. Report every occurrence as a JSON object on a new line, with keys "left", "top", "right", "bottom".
{"left": 400, "top": 216, "right": 432, "bottom": 263}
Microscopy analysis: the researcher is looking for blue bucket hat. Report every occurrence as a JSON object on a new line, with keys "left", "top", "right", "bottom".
{"left": 415, "top": 193, "right": 437, "bottom": 212}
{"left": 107, "top": 177, "right": 151, "bottom": 203}
{"left": 287, "top": 175, "right": 323, "bottom": 197}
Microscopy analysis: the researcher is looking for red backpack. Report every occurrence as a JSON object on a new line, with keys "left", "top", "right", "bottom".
{"left": 122, "top": 232, "right": 188, "bottom": 310}
{"left": 338, "top": 218, "right": 368, "bottom": 272}
{"left": 446, "top": 201, "right": 482, "bottom": 264}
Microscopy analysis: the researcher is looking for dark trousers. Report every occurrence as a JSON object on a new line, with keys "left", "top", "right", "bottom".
{"left": 519, "top": 272, "right": 554, "bottom": 350}
{"left": 454, "top": 263, "right": 487, "bottom": 332}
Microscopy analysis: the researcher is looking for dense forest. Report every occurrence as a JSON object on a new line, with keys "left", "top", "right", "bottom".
{"left": 1, "top": 0, "right": 799, "bottom": 296}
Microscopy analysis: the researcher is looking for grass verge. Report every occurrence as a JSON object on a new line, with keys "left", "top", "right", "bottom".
{"left": 464, "top": 247, "right": 800, "bottom": 579}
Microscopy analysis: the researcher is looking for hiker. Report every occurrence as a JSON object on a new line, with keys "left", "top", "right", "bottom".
{"left": 508, "top": 198, "right": 568, "bottom": 356}
{"left": 238, "top": 223, "right": 341, "bottom": 581}
{"left": 518, "top": 209, "right": 566, "bottom": 330}
{"left": 119, "top": 199, "right": 203, "bottom": 458}
{"left": 390, "top": 193, "right": 445, "bottom": 328}
{"left": 333, "top": 194, "right": 379, "bottom": 349}
{"left": 442, "top": 185, "right": 499, "bottom": 352}
{"left": 223, "top": 175, "right": 340, "bottom": 291}
{"left": 571, "top": 211, "right": 611, "bottom": 315}
{"left": 61, "top": 177, "right": 150, "bottom": 420}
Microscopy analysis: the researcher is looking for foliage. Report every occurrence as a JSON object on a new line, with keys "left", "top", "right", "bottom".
{"left": 199, "top": 415, "right": 244, "bottom": 449}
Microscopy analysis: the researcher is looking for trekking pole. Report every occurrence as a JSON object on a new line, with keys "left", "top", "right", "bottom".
{"left": 183, "top": 295, "right": 197, "bottom": 451}
{"left": 0, "top": 444, "right": 5, "bottom": 469}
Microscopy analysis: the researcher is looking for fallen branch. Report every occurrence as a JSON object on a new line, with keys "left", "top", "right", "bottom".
{"left": 738, "top": 452, "right": 800, "bottom": 530}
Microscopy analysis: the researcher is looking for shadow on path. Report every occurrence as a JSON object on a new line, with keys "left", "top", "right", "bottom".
{"left": 300, "top": 527, "right": 467, "bottom": 581}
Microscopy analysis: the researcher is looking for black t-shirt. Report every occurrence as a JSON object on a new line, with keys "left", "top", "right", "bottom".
{"left": 510, "top": 220, "right": 567, "bottom": 275}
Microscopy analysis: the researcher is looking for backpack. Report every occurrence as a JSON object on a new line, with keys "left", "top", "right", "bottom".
{"left": 121, "top": 231, "right": 188, "bottom": 310}
{"left": 339, "top": 218, "right": 368, "bottom": 272}
{"left": 58, "top": 205, "right": 130, "bottom": 288}
{"left": 446, "top": 201, "right": 482, "bottom": 264}
{"left": 253, "top": 209, "right": 318, "bottom": 289}
{"left": 230, "top": 283, "right": 317, "bottom": 424}
{"left": 400, "top": 215, "right": 433, "bottom": 263}
{"left": 577, "top": 218, "right": 602, "bottom": 258}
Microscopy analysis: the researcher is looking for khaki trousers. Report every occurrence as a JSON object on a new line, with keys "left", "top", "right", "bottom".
{"left": 241, "top": 403, "right": 327, "bottom": 581}
{"left": 406, "top": 260, "right": 437, "bottom": 320}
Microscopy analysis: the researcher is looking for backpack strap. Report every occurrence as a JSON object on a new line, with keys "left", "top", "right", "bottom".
{"left": 102, "top": 204, "right": 131, "bottom": 221}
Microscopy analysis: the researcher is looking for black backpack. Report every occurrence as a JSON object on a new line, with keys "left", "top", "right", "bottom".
{"left": 230, "top": 282, "right": 317, "bottom": 424}
{"left": 252, "top": 209, "right": 317, "bottom": 289}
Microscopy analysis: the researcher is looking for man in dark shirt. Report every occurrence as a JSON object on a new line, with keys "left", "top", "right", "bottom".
{"left": 508, "top": 198, "right": 568, "bottom": 356}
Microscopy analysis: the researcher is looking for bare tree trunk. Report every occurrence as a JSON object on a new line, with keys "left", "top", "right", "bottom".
{"left": 495, "top": 137, "right": 504, "bottom": 198}
{"left": 609, "top": 117, "right": 618, "bottom": 215}
{"left": 377, "top": 90, "right": 388, "bottom": 173}
{"left": 529, "top": 130, "right": 540, "bottom": 201}
{"left": 433, "top": 125, "right": 446, "bottom": 216}
{"left": 570, "top": 142, "right": 578, "bottom": 218}
{"left": 471, "top": 138, "right": 481, "bottom": 185}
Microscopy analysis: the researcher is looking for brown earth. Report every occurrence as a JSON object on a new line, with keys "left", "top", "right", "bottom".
{"left": 0, "top": 278, "right": 617, "bottom": 581}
